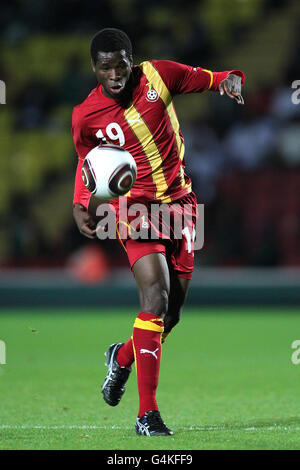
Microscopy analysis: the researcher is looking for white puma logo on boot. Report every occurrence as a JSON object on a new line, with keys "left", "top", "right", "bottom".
{"left": 140, "top": 348, "right": 159, "bottom": 359}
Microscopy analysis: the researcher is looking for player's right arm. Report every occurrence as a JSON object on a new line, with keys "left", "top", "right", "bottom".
{"left": 72, "top": 107, "right": 97, "bottom": 239}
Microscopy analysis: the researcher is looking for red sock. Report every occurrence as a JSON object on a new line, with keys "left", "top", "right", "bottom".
{"left": 132, "top": 312, "right": 164, "bottom": 417}
{"left": 116, "top": 338, "right": 134, "bottom": 369}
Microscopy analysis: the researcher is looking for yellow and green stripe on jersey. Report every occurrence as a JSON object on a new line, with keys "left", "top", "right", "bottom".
{"left": 124, "top": 103, "right": 171, "bottom": 202}
{"left": 124, "top": 60, "right": 192, "bottom": 202}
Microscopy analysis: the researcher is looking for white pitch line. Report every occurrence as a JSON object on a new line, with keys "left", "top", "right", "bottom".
{"left": 1, "top": 425, "right": 300, "bottom": 431}
{"left": 188, "top": 426, "right": 300, "bottom": 431}
{"left": 0, "top": 425, "right": 127, "bottom": 430}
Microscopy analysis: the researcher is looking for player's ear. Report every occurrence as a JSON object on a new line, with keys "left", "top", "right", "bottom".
{"left": 91, "top": 58, "right": 96, "bottom": 73}
{"left": 128, "top": 54, "right": 133, "bottom": 67}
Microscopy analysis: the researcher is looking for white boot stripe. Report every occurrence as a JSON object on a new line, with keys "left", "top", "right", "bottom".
{"left": 102, "top": 343, "right": 119, "bottom": 390}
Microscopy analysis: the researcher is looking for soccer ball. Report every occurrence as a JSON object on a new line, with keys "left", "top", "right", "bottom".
{"left": 81, "top": 144, "right": 137, "bottom": 199}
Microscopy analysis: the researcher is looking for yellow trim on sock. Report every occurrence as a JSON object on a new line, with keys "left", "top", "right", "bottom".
{"left": 131, "top": 335, "right": 138, "bottom": 376}
{"left": 133, "top": 317, "right": 164, "bottom": 333}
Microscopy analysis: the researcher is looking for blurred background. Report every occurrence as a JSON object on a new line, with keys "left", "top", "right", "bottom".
{"left": 1, "top": 0, "right": 300, "bottom": 307}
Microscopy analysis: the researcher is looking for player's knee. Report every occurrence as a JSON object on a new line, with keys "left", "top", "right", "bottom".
{"left": 140, "top": 283, "right": 169, "bottom": 317}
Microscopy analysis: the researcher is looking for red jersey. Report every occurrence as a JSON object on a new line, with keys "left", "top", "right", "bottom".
{"left": 72, "top": 60, "right": 245, "bottom": 209}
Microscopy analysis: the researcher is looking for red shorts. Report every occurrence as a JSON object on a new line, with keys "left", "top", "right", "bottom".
{"left": 114, "top": 192, "right": 198, "bottom": 280}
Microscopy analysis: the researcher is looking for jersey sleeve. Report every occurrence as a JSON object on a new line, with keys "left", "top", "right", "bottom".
{"left": 72, "top": 106, "right": 96, "bottom": 210}
{"left": 151, "top": 60, "right": 245, "bottom": 96}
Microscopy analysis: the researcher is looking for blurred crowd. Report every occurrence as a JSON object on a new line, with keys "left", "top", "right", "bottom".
{"left": 1, "top": 0, "right": 300, "bottom": 270}
{"left": 184, "top": 74, "right": 300, "bottom": 266}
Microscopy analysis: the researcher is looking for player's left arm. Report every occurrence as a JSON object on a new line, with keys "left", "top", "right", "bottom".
{"left": 216, "top": 72, "right": 244, "bottom": 105}
{"left": 151, "top": 60, "right": 245, "bottom": 104}
{"left": 188, "top": 67, "right": 246, "bottom": 105}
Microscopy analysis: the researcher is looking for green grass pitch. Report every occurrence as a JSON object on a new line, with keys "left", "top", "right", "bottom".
{"left": 0, "top": 307, "right": 300, "bottom": 450}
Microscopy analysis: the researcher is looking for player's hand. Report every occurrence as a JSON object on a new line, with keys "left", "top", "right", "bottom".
{"left": 73, "top": 203, "right": 97, "bottom": 239}
{"left": 219, "top": 74, "right": 244, "bottom": 105}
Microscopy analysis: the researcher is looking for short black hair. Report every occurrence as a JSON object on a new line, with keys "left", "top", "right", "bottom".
{"left": 90, "top": 28, "right": 132, "bottom": 64}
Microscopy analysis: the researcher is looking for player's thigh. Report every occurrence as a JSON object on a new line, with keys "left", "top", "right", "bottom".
{"left": 133, "top": 252, "right": 170, "bottom": 315}
{"left": 133, "top": 251, "right": 170, "bottom": 293}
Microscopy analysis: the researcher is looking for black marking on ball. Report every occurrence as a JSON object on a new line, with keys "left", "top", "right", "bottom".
{"left": 108, "top": 163, "right": 137, "bottom": 196}
{"left": 82, "top": 158, "right": 97, "bottom": 194}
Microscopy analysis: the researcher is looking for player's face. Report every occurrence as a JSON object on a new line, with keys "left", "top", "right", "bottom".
{"left": 92, "top": 50, "right": 133, "bottom": 100}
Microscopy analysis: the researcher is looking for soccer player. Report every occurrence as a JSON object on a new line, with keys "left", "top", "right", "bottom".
{"left": 72, "top": 28, "right": 245, "bottom": 436}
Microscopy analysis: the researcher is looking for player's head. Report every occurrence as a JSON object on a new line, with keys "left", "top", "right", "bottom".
{"left": 91, "top": 28, "right": 133, "bottom": 100}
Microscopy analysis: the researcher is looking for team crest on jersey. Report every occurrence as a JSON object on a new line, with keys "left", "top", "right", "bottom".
{"left": 146, "top": 82, "right": 159, "bottom": 102}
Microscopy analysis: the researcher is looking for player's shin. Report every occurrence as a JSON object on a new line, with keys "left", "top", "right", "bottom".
{"left": 132, "top": 312, "right": 164, "bottom": 417}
